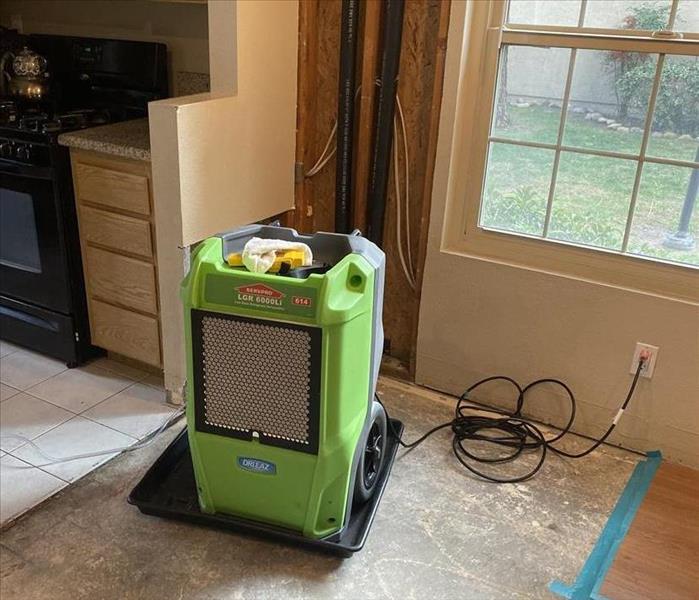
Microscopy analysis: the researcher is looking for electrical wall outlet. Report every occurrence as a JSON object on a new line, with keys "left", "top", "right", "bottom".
{"left": 630, "top": 342, "right": 659, "bottom": 378}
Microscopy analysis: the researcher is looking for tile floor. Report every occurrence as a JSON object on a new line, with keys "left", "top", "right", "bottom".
{"left": 0, "top": 340, "right": 175, "bottom": 527}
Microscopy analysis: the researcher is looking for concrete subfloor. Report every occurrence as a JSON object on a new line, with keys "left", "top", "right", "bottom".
{"left": 0, "top": 377, "right": 640, "bottom": 599}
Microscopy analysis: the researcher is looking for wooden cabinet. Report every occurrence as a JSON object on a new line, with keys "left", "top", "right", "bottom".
{"left": 70, "top": 149, "right": 162, "bottom": 367}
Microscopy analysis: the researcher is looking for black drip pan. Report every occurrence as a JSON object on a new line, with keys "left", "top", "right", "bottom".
{"left": 128, "top": 420, "right": 404, "bottom": 557}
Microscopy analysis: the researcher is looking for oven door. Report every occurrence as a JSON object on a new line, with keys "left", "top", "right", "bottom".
{"left": 0, "top": 161, "right": 72, "bottom": 314}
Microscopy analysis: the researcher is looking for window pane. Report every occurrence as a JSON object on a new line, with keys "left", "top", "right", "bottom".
{"left": 627, "top": 163, "right": 699, "bottom": 266}
{"left": 480, "top": 142, "right": 555, "bottom": 236}
{"left": 674, "top": 1, "right": 699, "bottom": 33}
{"left": 507, "top": 0, "right": 582, "bottom": 27}
{"left": 491, "top": 46, "right": 571, "bottom": 144}
{"left": 583, "top": 1, "right": 673, "bottom": 30}
{"left": 549, "top": 153, "right": 637, "bottom": 250}
{"left": 645, "top": 55, "right": 699, "bottom": 163}
{"left": 563, "top": 49, "right": 657, "bottom": 154}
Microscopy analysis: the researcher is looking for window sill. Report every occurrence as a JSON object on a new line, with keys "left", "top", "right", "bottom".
{"left": 441, "top": 225, "right": 699, "bottom": 305}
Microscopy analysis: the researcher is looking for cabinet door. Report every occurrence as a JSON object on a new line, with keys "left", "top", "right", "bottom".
{"left": 90, "top": 300, "right": 161, "bottom": 367}
{"left": 85, "top": 247, "right": 158, "bottom": 315}
{"left": 79, "top": 205, "right": 153, "bottom": 258}
{"left": 75, "top": 163, "right": 150, "bottom": 216}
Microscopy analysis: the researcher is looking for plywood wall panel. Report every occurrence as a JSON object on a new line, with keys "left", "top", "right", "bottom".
{"left": 309, "top": 0, "right": 342, "bottom": 234}
{"left": 293, "top": 0, "right": 319, "bottom": 233}
{"left": 382, "top": 0, "right": 446, "bottom": 362}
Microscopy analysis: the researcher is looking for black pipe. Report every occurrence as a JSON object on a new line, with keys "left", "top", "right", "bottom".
{"left": 675, "top": 145, "right": 699, "bottom": 236}
{"left": 664, "top": 144, "right": 699, "bottom": 249}
{"left": 335, "top": 0, "right": 359, "bottom": 234}
{"left": 366, "top": 0, "right": 405, "bottom": 245}
{"left": 678, "top": 166, "right": 699, "bottom": 235}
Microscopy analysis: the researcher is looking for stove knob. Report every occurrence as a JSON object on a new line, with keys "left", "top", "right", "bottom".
{"left": 0, "top": 141, "right": 13, "bottom": 159}
{"left": 15, "top": 144, "right": 28, "bottom": 161}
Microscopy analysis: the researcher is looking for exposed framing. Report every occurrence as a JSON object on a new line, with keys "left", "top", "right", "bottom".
{"left": 291, "top": 0, "right": 451, "bottom": 369}
{"left": 289, "top": 0, "right": 318, "bottom": 233}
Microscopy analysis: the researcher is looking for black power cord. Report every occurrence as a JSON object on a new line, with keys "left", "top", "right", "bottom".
{"left": 378, "top": 357, "right": 647, "bottom": 483}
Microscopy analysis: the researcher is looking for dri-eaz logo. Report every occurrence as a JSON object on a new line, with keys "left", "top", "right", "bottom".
{"left": 237, "top": 456, "right": 276, "bottom": 475}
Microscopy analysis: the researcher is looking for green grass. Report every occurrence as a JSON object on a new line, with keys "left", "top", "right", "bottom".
{"left": 482, "top": 105, "right": 699, "bottom": 266}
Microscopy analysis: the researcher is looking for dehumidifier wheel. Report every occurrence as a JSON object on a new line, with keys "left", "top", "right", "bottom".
{"left": 354, "top": 401, "right": 388, "bottom": 504}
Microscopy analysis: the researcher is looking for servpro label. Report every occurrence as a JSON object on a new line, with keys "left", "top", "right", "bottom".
{"left": 236, "top": 283, "right": 285, "bottom": 308}
{"left": 204, "top": 275, "right": 317, "bottom": 318}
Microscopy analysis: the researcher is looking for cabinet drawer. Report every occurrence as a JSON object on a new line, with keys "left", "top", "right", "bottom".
{"left": 86, "top": 247, "right": 158, "bottom": 314}
{"left": 75, "top": 162, "right": 150, "bottom": 215}
{"left": 90, "top": 300, "right": 161, "bottom": 367}
{"left": 80, "top": 205, "right": 153, "bottom": 258}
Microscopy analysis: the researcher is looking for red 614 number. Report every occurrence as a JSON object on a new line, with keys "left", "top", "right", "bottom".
{"left": 292, "top": 296, "right": 312, "bottom": 307}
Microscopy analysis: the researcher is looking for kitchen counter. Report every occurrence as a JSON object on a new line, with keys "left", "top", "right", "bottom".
{"left": 58, "top": 118, "right": 151, "bottom": 162}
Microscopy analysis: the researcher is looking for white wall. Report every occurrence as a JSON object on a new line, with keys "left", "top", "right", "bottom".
{"left": 506, "top": 45, "right": 621, "bottom": 111}
{"left": 0, "top": 0, "right": 209, "bottom": 95}
{"left": 149, "top": 0, "right": 298, "bottom": 403}
{"left": 504, "top": 0, "right": 699, "bottom": 113}
{"left": 416, "top": 1, "right": 699, "bottom": 468}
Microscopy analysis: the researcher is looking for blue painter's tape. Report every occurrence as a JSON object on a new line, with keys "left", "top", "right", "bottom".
{"left": 549, "top": 450, "right": 662, "bottom": 600}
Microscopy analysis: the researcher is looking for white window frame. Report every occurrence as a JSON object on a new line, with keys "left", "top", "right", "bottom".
{"left": 440, "top": 0, "right": 699, "bottom": 303}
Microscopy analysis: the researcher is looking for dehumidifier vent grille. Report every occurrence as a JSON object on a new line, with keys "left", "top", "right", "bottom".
{"left": 191, "top": 310, "right": 321, "bottom": 454}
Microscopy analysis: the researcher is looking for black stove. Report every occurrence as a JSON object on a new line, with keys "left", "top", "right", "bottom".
{"left": 0, "top": 34, "right": 167, "bottom": 366}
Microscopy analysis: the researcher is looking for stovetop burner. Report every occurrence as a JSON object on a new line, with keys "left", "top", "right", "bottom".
{"left": 1, "top": 106, "right": 112, "bottom": 136}
{"left": 0, "top": 105, "right": 114, "bottom": 165}
{"left": 18, "top": 110, "right": 51, "bottom": 132}
{"left": 43, "top": 109, "right": 111, "bottom": 133}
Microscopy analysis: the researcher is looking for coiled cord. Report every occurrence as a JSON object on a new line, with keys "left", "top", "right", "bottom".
{"left": 379, "top": 359, "right": 645, "bottom": 483}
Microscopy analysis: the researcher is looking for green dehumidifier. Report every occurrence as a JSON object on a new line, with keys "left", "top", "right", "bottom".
{"left": 130, "top": 224, "right": 402, "bottom": 555}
